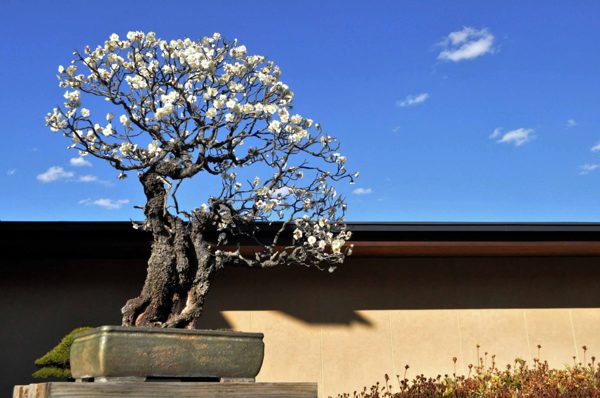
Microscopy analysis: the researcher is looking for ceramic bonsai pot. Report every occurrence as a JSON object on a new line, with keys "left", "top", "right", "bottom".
{"left": 70, "top": 326, "right": 264, "bottom": 381}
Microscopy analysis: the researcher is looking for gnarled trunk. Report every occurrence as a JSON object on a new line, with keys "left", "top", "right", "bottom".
{"left": 121, "top": 172, "right": 214, "bottom": 329}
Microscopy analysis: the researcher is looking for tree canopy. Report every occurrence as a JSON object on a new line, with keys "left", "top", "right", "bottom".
{"left": 46, "top": 32, "right": 357, "bottom": 326}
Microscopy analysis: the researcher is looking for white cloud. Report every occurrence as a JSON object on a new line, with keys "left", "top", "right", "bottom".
{"left": 78, "top": 175, "right": 98, "bottom": 183}
{"left": 6, "top": 169, "right": 16, "bottom": 176}
{"left": 580, "top": 163, "right": 599, "bottom": 175}
{"left": 396, "top": 93, "right": 429, "bottom": 107}
{"left": 70, "top": 157, "right": 92, "bottom": 167}
{"left": 489, "top": 127, "right": 502, "bottom": 139}
{"left": 438, "top": 27, "right": 495, "bottom": 62}
{"left": 37, "top": 166, "right": 74, "bottom": 183}
{"left": 79, "top": 198, "right": 130, "bottom": 210}
{"left": 591, "top": 143, "right": 600, "bottom": 152}
{"left": 490, "top": 127, "right": 534, "bottom": 147}
{"left": 391, "top": 125, "right": 401, "bottom": 133}
{"left": 352, "top": 187, "right": 373, "bottom": 195}
{"left": 566, "top": 119, "right": 577, "bottom": 128}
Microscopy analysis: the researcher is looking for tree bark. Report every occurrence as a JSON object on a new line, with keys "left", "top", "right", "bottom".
{"left": 121, "top": 172, "right": 214, "bottom": 328}
{"left": 165, "top": 215, "right": 213, "bottom": 327}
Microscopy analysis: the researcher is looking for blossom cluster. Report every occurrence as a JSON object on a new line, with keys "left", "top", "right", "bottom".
{"left": 45, "top": 31, "right": 356, "bottom": 270}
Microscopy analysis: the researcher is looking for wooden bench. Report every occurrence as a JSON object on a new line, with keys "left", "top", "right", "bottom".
{"left": 13, "top": 382, "right": 317, "bottom": 398}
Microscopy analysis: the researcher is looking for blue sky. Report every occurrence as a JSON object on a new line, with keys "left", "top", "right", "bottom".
{"left": 1, "top": 0, "right": 600, "bottom": 221}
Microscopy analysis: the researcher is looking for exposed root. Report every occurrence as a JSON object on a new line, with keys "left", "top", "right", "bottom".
{"left": 121, "top": 295, "right": 150, "bottom": 326}
{"left": 164, "top": 310, "right": 198, "bottom": 329}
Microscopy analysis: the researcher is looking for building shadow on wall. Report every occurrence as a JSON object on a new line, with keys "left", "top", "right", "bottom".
{"left": 196, "top": 256, "right": 600, "bottom": 330}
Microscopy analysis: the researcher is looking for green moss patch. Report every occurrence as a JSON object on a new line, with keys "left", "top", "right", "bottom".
{"left": 33, "top": 327, "right": 93, "bottom": 379}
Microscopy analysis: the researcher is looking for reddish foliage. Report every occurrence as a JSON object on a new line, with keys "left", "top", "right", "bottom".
{"left": 334, "top": 348, "right": 600, "bottom": 398}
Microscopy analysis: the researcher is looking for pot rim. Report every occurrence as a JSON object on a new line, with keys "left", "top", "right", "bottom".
{"left": 74, "top": 325, "right": 264, "bottom": 340}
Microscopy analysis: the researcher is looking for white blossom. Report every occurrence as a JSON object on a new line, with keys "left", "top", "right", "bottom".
{"left": 229, "top": 45, "right": 247, "bottom": 59}
{"left": 331, "top": 239, "right": 344, "bottom": 254}
{"left": 120, "top": 142, "right": 136, "bottom": 156}
{"left": 278, "top": 108, "right": 289, "bottom": 123}
{"left": 268, "top": 120, "right": 281, "bottom": 133}
{"left": 264, "top": 104, "right": 277, "bottom": 114}
{"left": 203, "top": 87, "right": 218, "bottom": 99}
{"left": 101, "top": 123, "right": 113, "bottom": 137}
{"left": 119, "top": 114, "right": 130, "bottom": 127}
{"left": 126, "top": 31, "right": 145, "bottom": 42}
{"left": 125, "top": 75, "right": 148, "bottom": 89}
{"left": 155, "top": 104, "right": 174, "bottom": 120}
{"left": 206, "top": 107, "right": 217, "bottom": 119}
{"left": 63, "top": 90, "right": 81, "bottom": 107}
{"left": 147, "top": 140, "right": 162, "bottom": 157}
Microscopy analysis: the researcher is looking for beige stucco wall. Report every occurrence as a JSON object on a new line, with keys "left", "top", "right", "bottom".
{"left": 3, "top": 256, "right": 600, "bottom": 397}
{"left": 222, "top": 308, "right": 600, "bottom": 397}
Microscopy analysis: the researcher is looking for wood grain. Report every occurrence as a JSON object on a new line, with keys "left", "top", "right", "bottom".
{"left": 13, "top": 382, "right": 317, "bottom": 398}
{"left": 12, "top": 386, "right": 27, "bottom": 398}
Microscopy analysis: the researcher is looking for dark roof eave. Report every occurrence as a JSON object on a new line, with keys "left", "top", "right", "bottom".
{"left": 2, "top": 221, "right": 600, "bottom": 259}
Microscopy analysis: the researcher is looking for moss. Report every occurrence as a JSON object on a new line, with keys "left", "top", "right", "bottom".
{"left": 33, "top": 326, "right": 94, "bottom": 379}
{"left": 32, "top": 366, "right": 71, "bottom": 379}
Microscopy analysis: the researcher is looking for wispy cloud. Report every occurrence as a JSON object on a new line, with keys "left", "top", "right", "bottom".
{"left": 566, "top": 119, "right": 577, "bottom": 128}
{"left": 79, "top": 198, "right": 130, "bottom": 210}
{"left": 70, "top": 157, "right": 92, "bottom": 167}
{"left": 80, "top": 174, "right": 112, "bottom": 187}
{"left": 591, "top": 143, "right": 600, "bottom": 152}
{"left": 438, "top": 27, "right": 495, "bottom": 62}
{"left": 580, "top": 163, "right": 599, "bottom": 175}
{"left": 352, "top": 187, "right": 373, "bottom": 195}
{"left": 37, "top": 166, "right": 74, "bottom": 183}
{"left": 6, "top": 169, "right": 16, "bottom": 176}
{"left": 396, "top": 93, "right": 429, "bottom": 107}
{"left": 391, "top": 125, "right": 401, "bottom": 133}
{"left": 489, "top": 128, "right": 502, "bottom": 139}
{"left": 78, "top": 175, "right": 98, "bottom": 183}
{"left": 489, "top": 127, "right": 534, "bottom": 147}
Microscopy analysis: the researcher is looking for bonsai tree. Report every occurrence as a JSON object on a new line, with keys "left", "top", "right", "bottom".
{"left": 46, "top": 32, "right": 356, "bottom": 328}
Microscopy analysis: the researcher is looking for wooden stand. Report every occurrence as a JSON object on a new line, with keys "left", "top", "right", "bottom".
{"left": 13, "top": 382, "right": 317, "bottom": 398}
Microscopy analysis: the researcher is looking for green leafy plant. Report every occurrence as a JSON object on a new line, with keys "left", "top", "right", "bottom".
{"left": 33, "top": 327, "right": 93, "bottom": 379}
{"left": 334, "top": 345, "right": 600, "bottom": 398}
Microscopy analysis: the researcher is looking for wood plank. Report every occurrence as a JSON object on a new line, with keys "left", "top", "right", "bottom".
{"left": 13, "top": 382, "right": 317, "bottom": 398}
{"left": 24, "top": 383, "right": 48, "bottom": 398}
{"left": 12, "top": 385, "right": 28, "bottom": 398}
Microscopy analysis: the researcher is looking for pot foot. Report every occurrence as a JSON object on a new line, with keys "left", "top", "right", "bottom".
{"left": 95, "top": 376, "right": 147, "bottom": 383}
{"left": 220, "top": 377, "right": 255, "bottom": 383}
